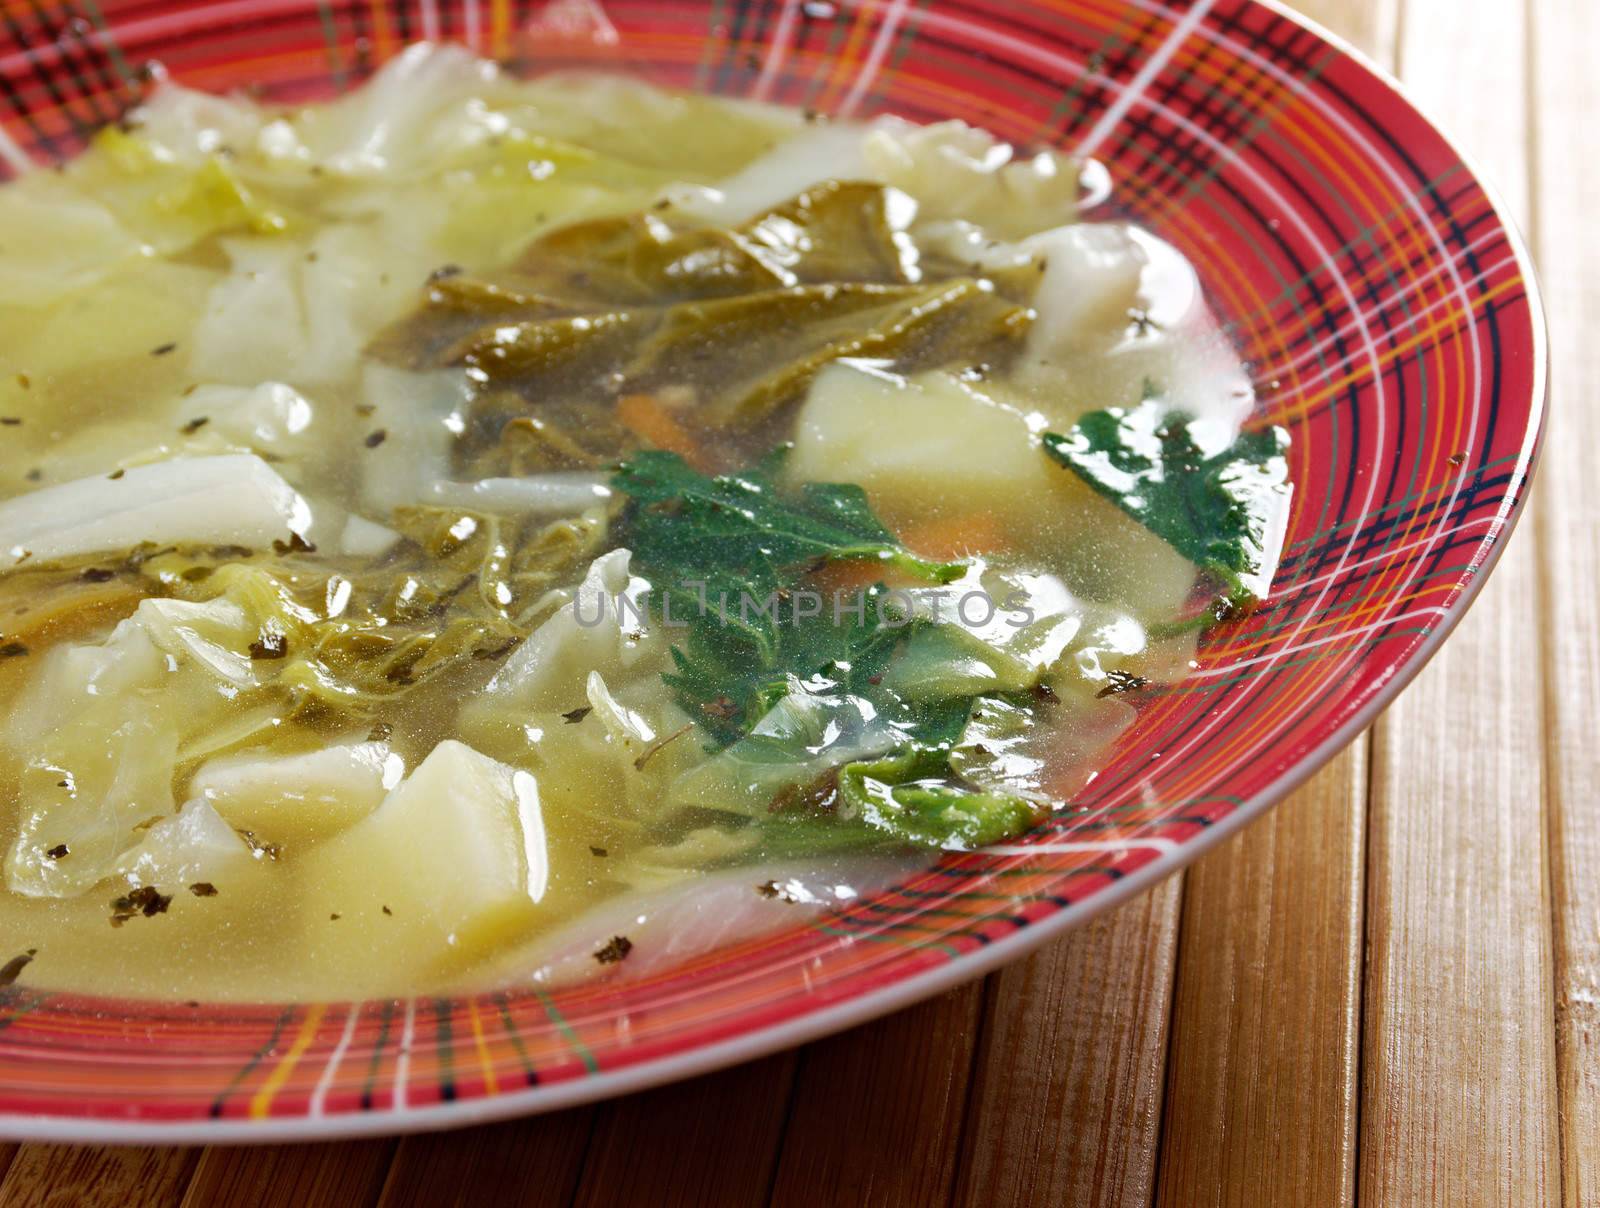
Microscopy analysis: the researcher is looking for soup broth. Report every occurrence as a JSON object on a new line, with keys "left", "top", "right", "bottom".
{"left": 0, "top": 46, "right": 1288, "bottom": 1000}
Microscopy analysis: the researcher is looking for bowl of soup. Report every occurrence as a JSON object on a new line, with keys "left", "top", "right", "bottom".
{"left": 0, "top": 0, "right": 1542, "bottom": 1138}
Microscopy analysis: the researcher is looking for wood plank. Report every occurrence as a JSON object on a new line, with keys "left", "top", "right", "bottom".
{"left": 769, "top": 978, "right": 986, "bottom": 1208}
{"left": 1363, "top": 528, "right": 1557, "bottom": 1208}
{"left": 1155, "top": 751, "right": 1367, "bottom": 1206}
{"left": 0, "top": 1144, "right": 197, "bottom": 1208}
{"left": 1528, "top": 0, "right": 1600, "bottom": 1201}
{"left": 951, "top": 877, "right": 1183, "bottom": 1208}
{"left": 180, "top": 1141, "right": 395, "bottom": 1208}
{"left": 1292, "top": 0, "right": 1399, "bottom": 64}
{"left": 1143, "top": 5, "right": 1384, "bottom": 1198}
{"left": 1361, "top": 8, "right": 1558, "bottom": 1202}
{"left": 380, "top": 1107, "right": 595, "bottom": 1208}
{"left": 571, "top": 1056, "right": 795, "bottom": 1208}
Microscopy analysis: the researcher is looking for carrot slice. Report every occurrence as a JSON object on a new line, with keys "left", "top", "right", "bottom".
{"left": 808, "top": 558, "right": 898, "bottom": 596}
{"left": 616, "top": 393, "right": 706, "bottom": 467}
{"left": 899, "top": 511, "right": 1010, "bottom": 561}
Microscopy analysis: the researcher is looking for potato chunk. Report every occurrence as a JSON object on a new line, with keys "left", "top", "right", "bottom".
{"left": 298, "top": 740, "right": 549, "bottom": 971}
{"left": 786, "top": 362, "right": 1060, "bottom": 534}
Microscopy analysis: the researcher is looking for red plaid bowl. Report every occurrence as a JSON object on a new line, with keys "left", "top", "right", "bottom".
{"left": 0, "top": 0, "right": 1543, "bottom": 1140}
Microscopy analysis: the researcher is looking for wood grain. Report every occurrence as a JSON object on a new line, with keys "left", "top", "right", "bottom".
{"left": 1363, "top": 536, "right": 1557, "bottom": 1208}
{"left": 179, "top": 1142, "right": 394, "bottom": 1208}
{"left": 1361, "top": 8, "right": 1558, "bottom": 1202}
{"left": 768, "top": 979, "right": 986, "bottom": 1208}
{"left": 378, "top": 1107, "right": 595, "bottom": 1208}
{"left": 1155, "top": 752, "right": 1368, "bottom": 1207}
{"left": 572, "top": 1056, "right": 795, "bottom": 1207}
{"left": 0, "top": 1145, "right": 196, "bottom": 1208}
{"left": 952, "top": 878, "right": 1183, "bottom": 1208}
{"left": 1528, "top": 1, "right": 1600, "bottom": 1202}
{"left": 1294, "top": 0, "right": 1399, "bottom": 63}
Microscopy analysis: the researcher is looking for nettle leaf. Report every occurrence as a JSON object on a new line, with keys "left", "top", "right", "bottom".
{"left": 1042, "top": 400, "right": 1292, "bottom": 601}
{"left": 658, "top": 582, "right": 918, "bottom": 746}
{"left": 613, "top": 448, "right": 971, "bottom": 741}
{"left": 612, "top": 449, "right": 1051, "bottom": 851}
{"left": 613, "top": 449, "right": 963, "bottom": 588}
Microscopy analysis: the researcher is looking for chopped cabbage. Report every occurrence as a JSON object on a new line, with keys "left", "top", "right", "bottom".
{"left": 685, "top": 116, "right": 1078, "bottom": 239}
{"left": 862, "top": 119, "right": 1079, "bottom": 240}
{"left": 115, "top": 798, "right": 255, "bottom": 889}
{"left": 125, "top": 85, "right": 268, "bottom": 164}
{"left": 358, "top": 364, "right": 475, "bottom": 514}
{"left": 0, "top": 182, "right": 144, "bottom": 307}
{"left": 191, "top": 227, "right": 431, "bottom": 386}
{"left": 191, "top": 741, "right": 402, "bottom": 840}
{"left": 667, "top": 681, "right": 904, "bottom": 817}
{"left": 677, "top": 121, "right": 876, "bottom": 225}
{"left": 952, "top": 693, "right": 1136, "bottom": 805}
{"left": 1025, "top": 224, "right": 1148, "bottom": 358}
{"left": 178, "top": 382, "right": 316, "bottom": 454}
{"left": 424, "top": 474, "right": 613, "bottom": 514}
{"left": 496, "top": 856, "right": 915, "bottom": 988}
{"left": 80, "top": 130, "right": 294, "bottom": 252}
{"left": 276, "top": 43, "right": 501, "bottom": 178}
{"left": 0, "top": 453, "right": 312, "bottom": 567}
{"left": 469, "top": 548, "right": 657, "bottom": 714}
{"left": 5, "top": 717, "right": 177, "bottom": 898}
{"left": 882, "top": 574, "right": 1080, "bottom": 700}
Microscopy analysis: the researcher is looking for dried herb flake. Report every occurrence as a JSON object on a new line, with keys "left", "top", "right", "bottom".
{"left": 594, "top": 935, "right": 633, "bottom": 965}
{"left": 0, "top": 949, "right": 35, "bottom": 987}
{"left": 271, "top": 533, "right": 317, "bottom": 555}
{"left": 1096, "top": 669, "right": 1151, "bottom": 698}
{"left": 110, "top": 885, "right": 172, "bottom": 926}
{"left": 248, "top": 630, "right": 289, "bottom": 660}
{"left": 239, "top": 830, "right": 282, "bottom": 861}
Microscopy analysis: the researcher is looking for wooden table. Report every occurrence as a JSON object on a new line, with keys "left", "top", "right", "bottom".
{"left": 0, "top": 0, "right": 1590, "bottom": 1203}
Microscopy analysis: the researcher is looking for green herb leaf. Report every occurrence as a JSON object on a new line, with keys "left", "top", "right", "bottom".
{"left": 614, "top": 449, "right": 966, "bottom": 743}
{"left": 1042, "top": 401, "right": 1292, "bottom": 601}
{"left": 617, "top": 451, "right": 1052, "bottom": 851}
{"left": 615, "top": 449, "right": 963, "bottom": 587}
{"left": 838, "top": 746, "right": 1044, "bottom": 850}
